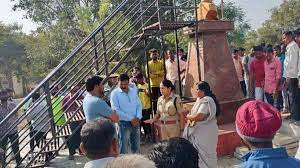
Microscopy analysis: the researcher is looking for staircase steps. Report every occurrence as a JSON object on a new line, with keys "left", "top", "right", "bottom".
{"left": 28, "top": 152, "right": 47, "bottom": 168}
{"left": 143, "top": 21, "right": 193, "bottom": 31}
{"left": 132, "top": 32, "right": 155, "bottom": 39}
{"left": 55, "top": 124, "right": 72, "bottom": 137}
{"left": 64, "top": 100, "right": 85, "bottom": 122}
{"left": 39, "top": 138, "right": 61, "bottom": 153}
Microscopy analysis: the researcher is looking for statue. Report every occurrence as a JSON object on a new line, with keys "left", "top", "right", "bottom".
{"left": 197, "top": 0, "right": 219, "bottom": 20}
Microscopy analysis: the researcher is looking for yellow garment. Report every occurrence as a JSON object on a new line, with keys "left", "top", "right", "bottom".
{"left": 138, "top": 83, "right": 151, "bottom": 110}
{"left": 156, "top": 94, "right": 182, "bottom": 140}
{"left": 146, "top": 60, "right": 165, "bottom": 87}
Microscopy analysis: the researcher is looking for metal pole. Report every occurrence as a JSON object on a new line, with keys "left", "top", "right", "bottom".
{"left": 156, "top": 0, "right": 162, "bottom": 30}
{"left": 144, "top": 39, "right": 155, "bottom": 142}
{"left": 43, "top": 82, "right": 56, "bottom": 138}
{"left": 173, "top": 0, "right": 183, "bottom": 97}
{"left": 194, "top": 0, "right": 201, "bottom": 82}
{"left": 101, "top": 28, "right": 109, "bottom": 76}
{"left": 160, "top": 35, "right": 167, "bottom": 78}
{"left": 93, "top": 36, "right": 99, "bottom": 73}
{"left": 221, "top": 0, "right": 224, "bottom": 19}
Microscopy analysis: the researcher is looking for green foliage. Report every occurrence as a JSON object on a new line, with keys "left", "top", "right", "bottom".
{"left": 164, "top": 32, "right": 189, "bottom": 51}
{"left": 245, "top": 0, "right": 300, "bottom": 49}
{"left": 218, "top": 2, "right": 251, "bottom": 48}
{"left": 0, "top": 23, "right": 31, "bottom": 87}
{"left": 9, "top": 0, "right": 253, "bottom": 85}
{"left": 163, "top": 1, "right": 251, "bottom": 51}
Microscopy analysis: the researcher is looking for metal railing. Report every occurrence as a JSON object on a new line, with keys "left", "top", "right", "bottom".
{"left": 0, "top": 0, "right": 200, "bottom": 167}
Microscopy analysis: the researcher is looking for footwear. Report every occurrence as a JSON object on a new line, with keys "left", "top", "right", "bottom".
{"left": 68, "top": 155, "right": 75, "bottom": 160}
{"left": 281, "top": 109, "right": 289, "bottom": 114}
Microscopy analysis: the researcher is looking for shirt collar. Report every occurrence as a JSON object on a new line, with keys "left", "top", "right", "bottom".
{"left": 242, "top": 147, "right": 288, "bottom": 161}
{"left": 287, "top": 40, "right": 296, "bottom": 47}
{"left": 85, "top": 157, "right": 115, "bottom": 168}
{"left": 116, "top": 83, "right": 136, "bottom": 93}
{"left": 162, "top": 93, "right": 175, "bottom": 100}
{"left": 266, "top": 58, "right": 275, "bottom": 64}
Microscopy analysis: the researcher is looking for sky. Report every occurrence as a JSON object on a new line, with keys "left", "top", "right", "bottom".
{"left": 0, "top": 0, "right": 284, "bottom": 34}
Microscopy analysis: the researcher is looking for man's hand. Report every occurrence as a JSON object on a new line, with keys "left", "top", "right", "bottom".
{"left": 144, "top": 119, "right": 154, "bottom": 124}
{"left": 180, "top": 109, "right": 190, "bottom": 116}
{"left": 131, "top": 118, "right": 140, "bottom": 127}
{"left": 110, "top": 110, "right": 119, "bottom": 123}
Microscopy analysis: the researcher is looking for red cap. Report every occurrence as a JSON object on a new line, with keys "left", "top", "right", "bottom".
{"left": 235, "top": 100, "right": 282, "bottom": 142}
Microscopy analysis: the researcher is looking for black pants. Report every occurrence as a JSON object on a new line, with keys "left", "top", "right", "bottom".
{"left": 265, "top": 92, "right": 282, "bottom": 110}
{"left": 0, "top": 132, "right": 22, "bottom": 166}
{"left": 289, "top": 78, "right": 300, "bottom": 121}
{"left": 240, "top": 81, "right": 247, "bottom": 97}
{"left": 141, "top": 109, "right": 151, "bottom": 136}
{"left": 67, "top": 121, "right": 82, "bottom": 155}
{"left": 28, "top": 123, "right": 35, "bottom": 152}
{"left": 32, "top": 131, "right": 47, "bottom": 148}
{"left": 151, "top": 87, "right": 161, "bottom": 115}
{"left": 277, "top": 91, "right": 284, "bottom": 110}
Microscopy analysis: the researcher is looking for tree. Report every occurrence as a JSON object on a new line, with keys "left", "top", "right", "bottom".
{"left": 218, "top": 1, "right": 251, "bottom": 48}
{"left": 13, "top": 0, "right": 136, "bottom": 84}
{"left": 245, "top": 0, "right": 300, "bottom": 48}
{"left": 0, "top": 23, "right": 30, "bottom": 90}
{"left": 163, "top": 1, "right": 251, "bottom": 51}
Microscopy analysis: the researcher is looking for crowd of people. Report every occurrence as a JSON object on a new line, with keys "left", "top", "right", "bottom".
{"left": 1, "top": 30, "right": 300, "bottom": 168}
{"left": 80, "top": 32, "right": 300, "bottom": 168}
{"left": 233, "top": 31, "right": 300, "bottom": 123}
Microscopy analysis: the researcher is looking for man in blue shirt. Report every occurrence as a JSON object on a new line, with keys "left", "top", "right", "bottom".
{"left": 83, "top": 76, "right": 119, "bottom": 122}
{"left": 236, "top": 100, "right": 300, "bottom": 168}
{"left": 110, "top": 73, "right": 142, "bottom": 154}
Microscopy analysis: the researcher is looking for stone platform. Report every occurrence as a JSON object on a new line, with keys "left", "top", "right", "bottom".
{"left": 218, "top": 123, "right": 243, "bottom": 157}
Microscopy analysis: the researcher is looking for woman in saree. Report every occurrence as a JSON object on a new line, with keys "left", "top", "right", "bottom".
{"left": 183, "top": 81, "right": 220, "bottom": 168}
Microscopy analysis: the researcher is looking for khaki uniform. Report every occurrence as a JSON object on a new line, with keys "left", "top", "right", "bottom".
{"left": 156, "top": 94, "right": 182, "bottom": 140}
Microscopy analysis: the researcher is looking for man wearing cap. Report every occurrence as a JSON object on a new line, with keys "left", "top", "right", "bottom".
{"left": 145, "top": 49, "right": 164, "bottom": 114}
{"left": 235, "top": 100, "right": 300, "bottom": 167}
{"left": 0, "top": 89, "right": 23, "bottom": 167}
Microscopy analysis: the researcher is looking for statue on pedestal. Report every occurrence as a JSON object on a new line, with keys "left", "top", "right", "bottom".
{"left": 197, "top": 0, "right": 219, "bottom": 20}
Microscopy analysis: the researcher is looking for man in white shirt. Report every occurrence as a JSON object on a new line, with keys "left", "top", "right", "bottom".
{"left": 282, "top": 31, "right": 300, "bottom": 121}
{"left": 242, "top": 47, "right": 255, "bottom": 98}
{"left": 165, "top": 50, "right": 186, "bottom": 94}
{"left": 80, "top": 118, "right": 118, "bottom": 168}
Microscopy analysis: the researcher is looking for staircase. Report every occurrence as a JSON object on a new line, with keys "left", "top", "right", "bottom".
{"left": 0, "top": 0, "right": 200, "bottom": 167}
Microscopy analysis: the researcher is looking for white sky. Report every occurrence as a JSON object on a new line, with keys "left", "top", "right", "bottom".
{"left": 0, "top": 0, "right": 283, "bottom": 34}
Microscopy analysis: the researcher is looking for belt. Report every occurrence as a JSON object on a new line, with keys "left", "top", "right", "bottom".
{"left": 160, "top": 120, "right": 178, "bottom": 125}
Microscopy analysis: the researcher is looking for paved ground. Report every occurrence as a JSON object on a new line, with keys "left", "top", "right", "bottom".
{"left": 46, "top": 115, "right": 300, "bottom": 168}
{"left": 46, "top": 143, "right": 241, "bottom": 168}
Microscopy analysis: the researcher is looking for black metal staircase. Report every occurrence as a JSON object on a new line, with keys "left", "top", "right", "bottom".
{"left": 0, "top": 0, "right": 200, "bottom": 167}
